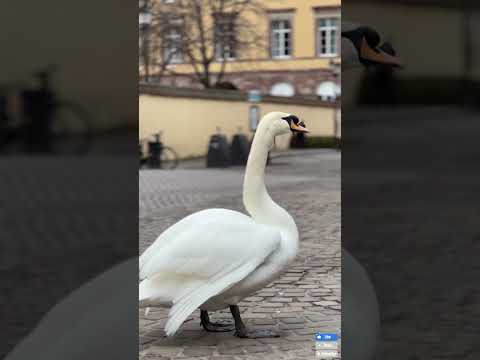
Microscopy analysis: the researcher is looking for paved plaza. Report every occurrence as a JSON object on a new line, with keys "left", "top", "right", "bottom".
{"left": 139, "top": 149, "right": 341, "bottom": 360}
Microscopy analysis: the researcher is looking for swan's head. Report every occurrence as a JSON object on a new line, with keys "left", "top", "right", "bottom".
{"left": 260, "top": 112, "right": 309, "bottom": 137}
{"left": 342, "top": 23, "right": 403, "bottom": 70}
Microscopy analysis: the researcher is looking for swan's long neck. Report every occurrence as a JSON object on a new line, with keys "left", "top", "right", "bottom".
{"left": 243, "top": 122, "right": 299, "bottom": 258}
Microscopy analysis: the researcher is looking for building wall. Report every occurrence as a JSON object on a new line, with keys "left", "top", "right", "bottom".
{"left": 142, "top": 0, "right": 340, "bottom": 96}
{"left": 158, "top": 69, "right": 335, "bottom": 96}
{"left": 139, "top": 90, "right": 336, "bottom": 159}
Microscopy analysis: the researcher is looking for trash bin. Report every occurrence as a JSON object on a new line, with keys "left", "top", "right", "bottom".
{"left": 207, "top": 134, "right": 231, "bottom": 168}
{"left": 230, "top": 133, "right": 250, "bottom": 165}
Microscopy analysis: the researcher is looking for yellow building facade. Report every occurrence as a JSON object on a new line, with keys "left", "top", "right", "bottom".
{"left": 140, "top": 0, "right": 341, "bottom": 98}
{"left": 140, "top": 86, "right": 338, "bottom": 159}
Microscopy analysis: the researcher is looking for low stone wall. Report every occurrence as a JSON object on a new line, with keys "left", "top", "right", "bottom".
{"left": 139, "top": 85, "right": 339, "bottom": 159}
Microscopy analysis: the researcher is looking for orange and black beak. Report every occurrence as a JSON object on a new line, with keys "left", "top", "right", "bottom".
{"left": 290, "top": 121, "right": 309, "bottom": 133}
{"left": 359, "top": 37, "right": 403, "bottom": 67}
{"left": 282, "top": 115, "right": 310, "bottom": 133}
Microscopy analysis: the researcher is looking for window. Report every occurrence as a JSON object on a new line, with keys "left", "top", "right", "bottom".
{"left": 163, "top": 27, "right": 183, "bottom": 63}
{"left": 271, "top": 18, "right": 292, "bottom": 58}
{"left": 139, "top": 12, "right": 152, "bottom": 28}
{"left": 139, "top": 34, "right": 144, "bottom": 65}
{"left": 317, "top": 17, "right": 339, "bottom": 56}
{"left": 139, "top": 0, "right": 152, "bottom": 28}
{"left": 214, "top": 14, "right": 236, "bottom": 60}
{"left": 270, "top": 82, "right": 295, "bottom": 97}
{"left": 316, "top": 81, "right": 340, "bottom": 101}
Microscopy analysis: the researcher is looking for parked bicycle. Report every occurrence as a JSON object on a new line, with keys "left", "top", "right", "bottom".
{"left": 0, "top": 64, "right": 93, "bottom": 154}
{"left": 139, "top": 132, "right": 179, "bottom": 169}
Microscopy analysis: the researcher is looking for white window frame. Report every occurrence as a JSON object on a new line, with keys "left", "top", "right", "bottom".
{"left": 316, "top": 81, "right": 340, "bottom": 101}
{"left": 316, "top": 11, "right": 340, "bottom": 58}
{"left": 270, "top": 82, "right": 295, "bottom": 97}
{"left": 270, "top": 14, "right": 293, "bottom": 59}
{"left": 163, "top": 27, "right": 183, "bottom": 64}
{"left": 214, "top": 14, "right": 237, "bottom": 61}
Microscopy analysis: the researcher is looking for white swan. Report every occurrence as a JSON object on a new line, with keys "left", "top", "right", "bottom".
{"left": 139, "top": 112, "right": 309, "bottom": 338}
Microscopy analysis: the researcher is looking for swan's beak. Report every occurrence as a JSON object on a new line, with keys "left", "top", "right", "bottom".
{"left": 290, "top": 121, "right": 309, "bottom": 133}
{"left": 360, "top": 38, "right": 403, "bottom": 67}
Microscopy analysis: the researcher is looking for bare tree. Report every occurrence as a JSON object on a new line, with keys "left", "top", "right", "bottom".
{"left": 146, "top": 0, "right": 266, "bottom": 88}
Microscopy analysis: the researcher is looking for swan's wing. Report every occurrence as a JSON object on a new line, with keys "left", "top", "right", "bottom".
{"left": 139, "top": 208, "right": 252, "bottom": 274}
{"left": 139, "top": 209, "right": 281, "bottom": 336}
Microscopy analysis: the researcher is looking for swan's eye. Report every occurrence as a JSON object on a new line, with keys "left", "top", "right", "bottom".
{"left": 282, "top": 115, "right": 299, "bottom": 126}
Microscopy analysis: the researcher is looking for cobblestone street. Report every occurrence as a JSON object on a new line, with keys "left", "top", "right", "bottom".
{"left": 139, "top": 149, "right": 341, "bottom": 360}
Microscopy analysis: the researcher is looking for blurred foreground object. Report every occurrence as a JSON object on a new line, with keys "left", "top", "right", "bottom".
{"left": 4, "top": 259, "right": 137, "bottom": 360}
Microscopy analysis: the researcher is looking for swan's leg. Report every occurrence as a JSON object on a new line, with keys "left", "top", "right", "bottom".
{"left": 229, "top": 305, "right": 280, "bottom": 338}
{"left": 200, "top": 310, "right": 234, "bottom": 332}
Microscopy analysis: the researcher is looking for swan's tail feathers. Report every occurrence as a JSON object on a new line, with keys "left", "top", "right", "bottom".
{"left": 164, "top": 262, "right": 257, "bottom": 337}
{"left": 164, "top": 291, "right": 202, "bottom": 337}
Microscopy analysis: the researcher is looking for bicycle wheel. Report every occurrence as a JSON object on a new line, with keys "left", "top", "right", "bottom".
{"left": 160, "top": 146, "right": 179, "bottom": 169}
{"left": 49, "top": 101, "right": 92, "bottom": 155}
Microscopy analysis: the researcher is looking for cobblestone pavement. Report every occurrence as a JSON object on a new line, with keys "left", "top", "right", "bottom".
{"left": 139, "top": 149, "right": 341, "bottom": 360}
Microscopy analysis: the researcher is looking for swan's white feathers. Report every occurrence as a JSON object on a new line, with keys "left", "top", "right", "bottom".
{"left": 165, "top": 260, "right": 258, "bottom": 336}
{"left": 139, "top": 208, "right": 281, "bottom": 335}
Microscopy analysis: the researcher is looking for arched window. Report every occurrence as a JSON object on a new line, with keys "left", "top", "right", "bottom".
{"left": 270, "top": 82, "right": 295, "bottom": 97}
{"left": 316, "top": 81, "right": 340, "bottom": 101}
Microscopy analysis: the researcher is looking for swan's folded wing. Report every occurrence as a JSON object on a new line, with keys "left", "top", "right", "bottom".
{"left": 139, "top": 216, "right": 281, "bottom": 335}
{"left": 139, "top": 208, "right": 252, "bottom": 274}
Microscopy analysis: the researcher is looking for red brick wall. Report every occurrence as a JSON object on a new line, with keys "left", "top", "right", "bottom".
{"left": 146, "top": 69, "right": 339, "bottom": 96}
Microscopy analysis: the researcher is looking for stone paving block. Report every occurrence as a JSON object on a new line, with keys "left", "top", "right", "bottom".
{"left": 243, "top": 296, "right": 264, "bottom": 302}
{"left": 280, "top": 317, "right": 305, "bottom": 324}
{"left": 279, "top": 323, "right": 305, "bottom": 330}
{"left": 182, "top": 346, "right": 215, "bottom": 357}
{"left": 251, "top": 318, "right": 277, "bottom": 325}
{"left": 268, "top": 297, "right": 292, "bottom": 303}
